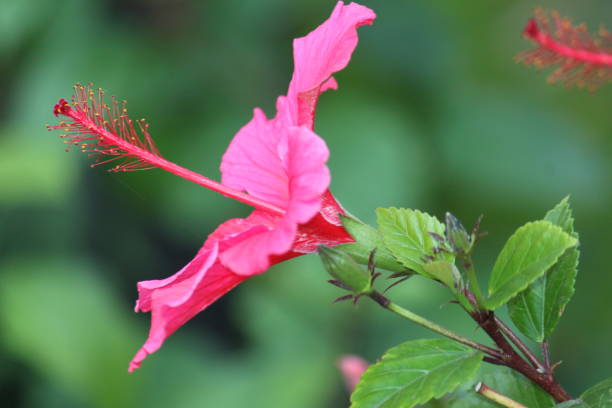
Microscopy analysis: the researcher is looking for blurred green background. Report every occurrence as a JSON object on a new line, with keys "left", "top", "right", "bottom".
{"left": 1, "top": 0, "right": 611, "bottom": 407}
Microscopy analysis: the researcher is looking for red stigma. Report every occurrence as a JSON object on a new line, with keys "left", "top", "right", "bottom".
{"left": 53, "top": 98, "right": 71, "bottom": 117}
{"left": 523, "top": 19, "right": 539, "bottom": 39}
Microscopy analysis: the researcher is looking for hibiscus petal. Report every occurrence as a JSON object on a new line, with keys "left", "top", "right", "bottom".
{"left": 133, "top": 245, "right": 217, "bottom": 315}
{"left": 220, "top": 107, "right": 289, "bottom": 209}
{"left": 219, "top": 217, "right": 293, "bottom": 276}
{"left": 283, "top": 123, "right": 330, "bottom": 223}
{"left": 129, "top": 244, "right": 234, "bottom": 372}
{"left": 129, "top": 220, "right": 268, "bottom": 372}
{"left": 287, "top": 1, "right": 376, "bottom": 128}
{"left": 220, "top": 104, "right": 330, "bottom": 276}
{"left": 203, "top": 212, "right": 277, "bottom": 251}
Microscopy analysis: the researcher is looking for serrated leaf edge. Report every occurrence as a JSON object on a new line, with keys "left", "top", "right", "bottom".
{"left": 351, "top": 339, "right": 483, "bottom": 408}
{"left": 486, "top": 220, "right": 577, "bottom": 310}
{"left": 376, "top": 207, "right": 450, "bottom": 277}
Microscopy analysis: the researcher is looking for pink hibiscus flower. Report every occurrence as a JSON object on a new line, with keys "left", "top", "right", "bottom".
{"left": 338, "top": 355, "right": 369, "bottom": 392}
{"left": 50, "top": 1, "right": 375, "bottom": 372}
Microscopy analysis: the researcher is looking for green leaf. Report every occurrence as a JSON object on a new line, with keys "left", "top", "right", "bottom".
{"left": 543, "top": 196, "right": 576, "bottom": 237}
{"left": 351, "top": 339, "right": 483, "bottom": 408}
{"left": 338, "top": 215, "right": 407, "bottom": 273}
{"left": 555, "top": 401, "right": 591, "bottom": 408}
{"left": 376, "top": 208, "right": 454, "bottom": 278}
{"left": 485, "top": 220, "right": 577, "bottom": 310}
{"left": 421, "top": 261, "right": 471, "bottom": 310}
{"left": 422, "top": 261, "right": 462, "bottom": 291}
{"left": 581, "top": 377, "right": 612, "bottom": 408}
{"left": 508, "top": 248, "right": 579, "bottom": 341}
{"left": 508, "top": 198, "right": 580, "bottom": 340}
{"left": 447, "top": 366, "right": 554, "bottom": 408}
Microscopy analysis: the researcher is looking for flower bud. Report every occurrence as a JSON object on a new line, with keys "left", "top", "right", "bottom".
{"left": 319, "top": 246, "right": 372, "bottom": 294}
{"left": 445, "top": 212, "right": 472, "bottom": 253}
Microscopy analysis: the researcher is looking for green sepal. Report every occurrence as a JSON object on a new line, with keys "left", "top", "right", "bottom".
{"left": 319, "top": 246, "right": 371, "bottom": 294}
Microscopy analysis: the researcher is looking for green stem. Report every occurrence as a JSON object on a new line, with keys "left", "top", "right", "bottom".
{"left": 368, "top": 291, "right": 502, "bottom": 358}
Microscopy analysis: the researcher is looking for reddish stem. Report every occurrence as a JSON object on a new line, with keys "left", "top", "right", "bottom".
{"left": 473, "top": 311, "right": 572, "bottom": 403}
{"left": 494, "top": 316, "right": 545, "bottom": 372}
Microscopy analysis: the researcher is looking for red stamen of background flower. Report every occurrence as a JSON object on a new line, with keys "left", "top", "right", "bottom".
{"left": 48, "top": 84, "right": 284, "bottom": 216}
{"left": 518, "top": 9, "right": 612, "bottom": 90}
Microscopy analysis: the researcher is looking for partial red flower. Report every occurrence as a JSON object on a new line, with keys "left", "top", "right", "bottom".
{"left": 518, "top": 8, "right": 612, "bottom": 90}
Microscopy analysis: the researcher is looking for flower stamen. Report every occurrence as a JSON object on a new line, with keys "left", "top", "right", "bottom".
{"left": 49, "top": 83, "right": 285, "bottom": 216}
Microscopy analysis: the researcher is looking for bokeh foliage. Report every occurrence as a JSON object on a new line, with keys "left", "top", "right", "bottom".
{"left": 1, "top": 0, "right": 611, "bottom": 407}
